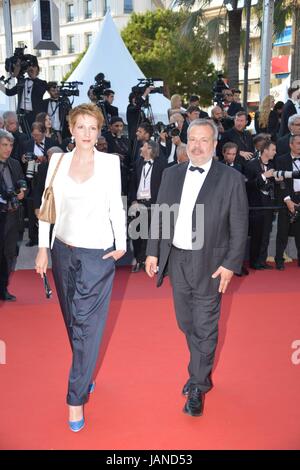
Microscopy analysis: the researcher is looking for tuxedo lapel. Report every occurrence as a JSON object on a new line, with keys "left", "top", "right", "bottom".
{"left": 171, "top": 162, "right": 189, "bottom": 205}
{"left": 194, "top": 159, "right": 220, "bottom": 205}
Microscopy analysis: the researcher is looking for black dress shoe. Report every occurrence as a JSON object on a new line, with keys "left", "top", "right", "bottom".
{"left": 0, "top": 291, "right": 16, "bottom": 301}
{"left": 182, "top": 379, "right": 191, "bottom": 396}
{"left": 260, "top": 263, "right": 273, "bottom": 270}
{"left": 276, "top": 263, "right": 285, "bottom": 271}
{"left": 183, "top": 386, "right": 204, "bottom": 417}
{"left": 131, "top": 262, "right": 142, "bottom": 273}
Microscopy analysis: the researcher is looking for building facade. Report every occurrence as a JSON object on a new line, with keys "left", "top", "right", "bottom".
{"left": 0, "top": 0, "right": 167, "bottom": 81}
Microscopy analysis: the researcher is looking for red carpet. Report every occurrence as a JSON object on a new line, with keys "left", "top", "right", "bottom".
{"left": 0, "top": 265, "right": 300, "bottom": 449}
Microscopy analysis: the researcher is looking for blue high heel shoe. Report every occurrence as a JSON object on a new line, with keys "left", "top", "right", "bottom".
{"left": 88, "top": 381, "right": 96, "bottom": 394}
{"left": 69, "top": 417, "right": 85, "bottom": 432}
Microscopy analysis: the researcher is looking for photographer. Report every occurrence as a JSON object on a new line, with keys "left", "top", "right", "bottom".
{"left": 0, "top": 129, "right": 26, "bottom": 301}
{"left": 159, "top": 112, "right": 184, "bottom": 166}
{"left": 103, "top": 89, "right": 118, "bottom": 121}
{"left": 275, "top": 134, "right": 300, "bottom": 270}
{"left": 21, "top": 122, "right": 56, "bottom": 246}
{"left": 102, "top": 117, "right": 130, "bottom": 195}
{"left": 245, "top": 139, "right": 276, "bottom": 270}
{"left": 43, "top": 81, "right": 72, "bottom": 142}
{"left": 126, "top": 87, "right": 152, "bottom": 144}
{"left": 0, "top": 56, "right": 47, "bottom": 136}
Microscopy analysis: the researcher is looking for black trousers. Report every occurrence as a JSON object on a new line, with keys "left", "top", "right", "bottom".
{"left": 51, "top": 238, "right": 116, "bottom": 406}
{"left": 0, "top": 210, "right": 19, "bottom": 295}
{"left": 168, "top": 247, "right": 222, "bottom": 393}
{"left": 249, "top": 208, "right": 274, "bottom": 265}
{"left": 275, "top": 200, "right": 300, "bottom": 264}
{"left": 131, "top": 201, "right": 151, "bottom": 264}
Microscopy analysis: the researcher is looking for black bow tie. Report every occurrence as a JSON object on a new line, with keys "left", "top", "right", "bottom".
{"left": 143, "top": 160, "right": 153, "bottom": 166}
{"left": 49, "top": 99, "right": 58, "bottom": 102}
{"left": 292, "top": 157, "right": 300, "bottom": 161}
{"left": 189, "top": 166, "right": 205, "bottom": 173}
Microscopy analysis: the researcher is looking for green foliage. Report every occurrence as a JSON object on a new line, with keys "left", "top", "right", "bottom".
{"left": 62, "top": 49, "right": 87, "bottom": 82}
{"left": 121, "top": 9, "right": 216, "bottom": 105}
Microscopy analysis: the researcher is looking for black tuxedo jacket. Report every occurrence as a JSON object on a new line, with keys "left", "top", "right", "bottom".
{"left": 227, "top": 102, "right": 243, "bottom": 117}
{"left": 146, "top": 160, "right": 249, "bottom": 291}
{"left": 129, "top": 157, "right": 167, "bottom": 205}
{"left": 6, "top": 157, "right": 25, "bottom": 186}
{"left": 4, "top": 77, "right": 47, "bottom": 114}
{"left": 279, "top": 100, "right": 297, "bottom": 138}
{"left": 217, "top": 128, "right": 254, "bottom": 162}
{"left": 21, "top": 137, "right": 57, "bottom": 156}
{"left": 244, "top": 157, "right": 275, "bottom": 207}
{"left": 275, "top": 153, "right": 300, "bottom": 202}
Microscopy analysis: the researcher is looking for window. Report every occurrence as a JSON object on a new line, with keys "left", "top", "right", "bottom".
{"left": 67, "top": 35, "right": 75, "bottom": 53}
{"left": 85, "top": 33, "right": 93, "bottom": 48}
{"left": 124, "top": 0, "right": 133, "bottom": 14}
{"left": 85, "top": 0, "right": 92, "bottom": 19}
{"left": 52, "top": 49, "right": 59, "bottom": 56}
{"left": 34, "top": 49, "right": 41, "bottom": 57}
{"left": 50, "top": 65, "right": 61, "bottom": 82}
{"left": 66, "top": 3, "right": 74, "bottom": 22}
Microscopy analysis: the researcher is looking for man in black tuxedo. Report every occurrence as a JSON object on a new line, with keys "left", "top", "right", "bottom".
{"left": 21, "top": 122, "right": 56, "bottom": 246}
{"left": 43, "top": 81, "right": 71, "bottom": 141}
{"left": 217, "top": 111, "right": 254, "bottom": 168}
{"left": 222, "top": 142, "right": 243, "bottom": 173}
{"left": 245, "top": 139, "right": 277, "bottom": 269}
{"left": 103, "top": 89, "right": 118, "bottom": 122}
{"left": 0, "top": 63, "right": 47, "bottom": 136}
{"left": 278, "top": 87, "right": 300, "bottom": 138}
{"left": 0, "top": 130, "right": 26, "bottom": 301}
{"left": 275, "top": 134, "right": 300, "bottom": 269}
{"left": 129, "top": 140, "right": 167, "bottom": 273}
{"left": 145, "top": 119, "right": 248, "bottom": 416}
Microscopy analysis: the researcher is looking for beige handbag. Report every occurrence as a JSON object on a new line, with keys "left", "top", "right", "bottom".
{"left": 38, "top": 154, "right": 64, "bottom": 224}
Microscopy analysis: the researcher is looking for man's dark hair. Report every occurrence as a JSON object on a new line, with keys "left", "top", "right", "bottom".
{"left": 187, "top": 105, "right": 200, "bottom": 115}
{"left": 287, "top": 86, "right": 300, "bottom": 98}
{"left": 189, "top": 95, "right": 200, "bottom": 103}
{"left": 104, "top": 89, "right": 115, "bottom": 97}
{"left": 253, "top": 133, "right": 271, "bottom": 146}
{"left": 138, "top": 121, "right": 153, "bottom": 137}
{"left": 231, "top": 89, "right": 241, "bottom": 94}
{"left": 31, "top": 122, "right": 46, "bottom": 134}
{"left": 47, "top": 81, "right": 58, "bottom": 91}
{"left": 235, "top": 111, "right": 248, "bottom": 120}
{"left": 260, "top": 138, "right": 275, "bottom": 153}
{"left": 222, "top": 142, "right": 238, "bottom": 154}
{"left": 110, "top": 116, "right": 124, "bottom": 125}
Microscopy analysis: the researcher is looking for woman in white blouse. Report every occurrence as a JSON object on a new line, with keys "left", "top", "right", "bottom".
{"left": 35, "top": 103, "right": 126, "bottom": 432}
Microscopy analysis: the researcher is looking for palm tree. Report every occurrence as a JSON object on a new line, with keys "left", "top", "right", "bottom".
{"left": 290, "top": 0, "right": 300, "bottom": 84}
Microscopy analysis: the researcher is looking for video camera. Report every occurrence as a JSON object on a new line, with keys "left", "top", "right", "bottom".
{"left": 212, "top": 72, "right": 229, "bottom": 107}
{"left": 59, "top": 81, "right": 82, "bottom": 98}
{"left": 156, "top": 121, "right": 180, "bottom": 138}
{"left": 91, "top": 73, "right": 111, "bottom": 101}
{"left": 5, "top": 46, "right": 38, "bottom": 78}
{"left": 132, "top": 78, "right": 164, "bottom": 97}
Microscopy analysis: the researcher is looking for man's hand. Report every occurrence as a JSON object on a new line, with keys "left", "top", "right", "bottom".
{"left": 172, "top": 136, "right": 182, "bottom": 146}
{"left": 263, "top": 169, "right": 274, "bottom": 178}
{"left": 239, "top": 151, "right": 253, "bottom": 160}
{"left": 145, "top": 256, "right": 158, "bottom": 278}
{"left": 16, "top": 189, "right": 25, "bottom": 201}
{"left": 102, "top": 249, "right": 125, "bottom": 262}
{"left": 285, "top": 200, "right": 299, "bottom": 214}
{"left": 212, "top": 266, "right": 234, "bottom": 294}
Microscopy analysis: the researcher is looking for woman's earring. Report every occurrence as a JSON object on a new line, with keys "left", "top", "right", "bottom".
{"left": 70, "top": 136, "right": 75, "bottom": 144}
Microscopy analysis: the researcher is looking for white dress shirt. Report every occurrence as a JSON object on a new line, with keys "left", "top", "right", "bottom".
{"left": 38, "top": 149, "right": 127, "bottom": 251}
{"left": 173, "top": 159, "right": 212, "bottom": 250}
{"left": 20, "top": 79, "right": 33, "bottom": 111}
{"left": 137, "top": 159, "right": 153, "bottom": 200}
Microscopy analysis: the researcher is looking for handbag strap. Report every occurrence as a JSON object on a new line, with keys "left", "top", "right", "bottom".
{"left": 47, "top": 153, "right": 64, "bottom": 189}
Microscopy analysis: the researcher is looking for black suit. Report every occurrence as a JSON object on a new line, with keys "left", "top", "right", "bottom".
{"left": 245, "top": 158, "right": 275, "bottom": 266}
{"left": 3, "top": 77, "right": 48, "bottom": 134}
{"left": 217, "top": 127, "right": 254, "bottom": 166}
{"left": 279, "top": 100, "right": 297, "bottom": 138}
{"left": 126, "top": 96, "right": 146, "bottom": 143}
{"left": 275, "top": 153, "right": 300, "bottom": 263}
{"left": 0, "top": 158, "right": 25, "bottom": 296}
{"left": 130, "top": 157, "right": 166, "bottom": 263}
{"left": 103, "top": 101, "right": 118, "bottom": 123}
{"left": 146, "top": 160, "right": 248, "bottom": 392}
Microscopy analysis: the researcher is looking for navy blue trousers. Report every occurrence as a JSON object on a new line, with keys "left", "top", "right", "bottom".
{"left": 51, "top": 238, "right": 115, "bottom": 406}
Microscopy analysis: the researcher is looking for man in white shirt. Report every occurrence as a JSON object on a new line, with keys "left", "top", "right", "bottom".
{"left": 146, "top": 119, "right": 248, "bottom": 417}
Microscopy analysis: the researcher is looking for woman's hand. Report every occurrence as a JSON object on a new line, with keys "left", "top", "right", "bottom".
{"left": 102, "top": 250, "right": 125, "bottom": 262}
{"left": 35, "top": 248, "right": 48, "bottom": 278}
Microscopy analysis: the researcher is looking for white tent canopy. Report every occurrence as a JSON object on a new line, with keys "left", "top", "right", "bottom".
{"left": 69, "top": 10, "right": 170, "bottom": 124}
